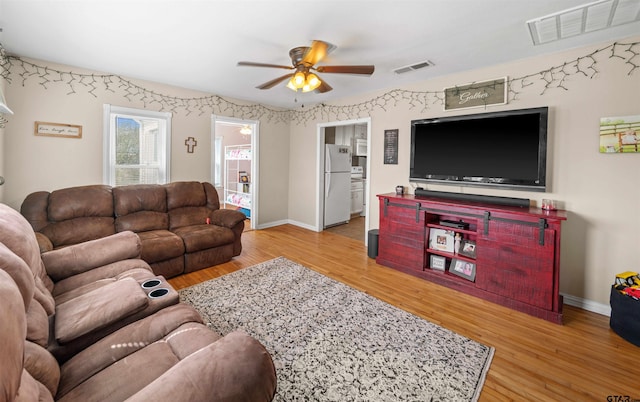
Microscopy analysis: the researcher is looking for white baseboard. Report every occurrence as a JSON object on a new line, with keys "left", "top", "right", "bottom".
{"left": 562, "top": 293, "right": 611, "bottom": 316}
{"left": 255, "top": 219, "right": 318, "bottom": 231}
{"left": 255, "top": 219, "right": 289, "bottom": 230}
{"left": 286, "top": 220, "right": 318, "bottom": 231}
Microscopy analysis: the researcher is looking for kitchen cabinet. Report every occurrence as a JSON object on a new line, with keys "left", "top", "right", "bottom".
{"left": 335, "top": 125, "right": 354, "bottom": 147}
{"left": 354, "top": 124, "right": 367, "bottom": 139}
{"left": 351, "top": 183, "right": 364, "bottom": 214}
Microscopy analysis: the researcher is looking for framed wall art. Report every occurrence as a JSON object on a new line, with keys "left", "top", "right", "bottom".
{"left": 383, "top": 129, "right": 398, "bottom": 164}
{"left": 34, "top": 121, "right": 82, "bottom": 139}
{"left": 444, "top": 77, "right": 507, "bottom": 111}
{"left": 599, "top": 114, "right": 640, "bottom": 153}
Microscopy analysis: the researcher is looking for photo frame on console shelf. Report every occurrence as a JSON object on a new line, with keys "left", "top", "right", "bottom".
{"left": 458, "top": 239, "right": 477, "bottom": 259}
{"left": 449, "top": 258, "right": 476, "bottom": 282}
{"left": 429, "top": 228, "right": 455, "bottom": 253}
{"left": 429, "top": 255, "right": 447, "bottom": 271}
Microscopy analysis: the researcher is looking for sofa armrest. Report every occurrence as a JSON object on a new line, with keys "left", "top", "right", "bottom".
{"left": 209, "top": 209, "right": 246, "bottom": 229}
{"left": 54, "top": 277, "right": 148, "bottom": 344}
{"left": 125, "top": 331, "right": 277, "bottom": 402}
{"left": 35, "top": 232, "right": 54, "bottom": 253}
{"left": 42, "top": 231, "right": 142, "bottom": 282}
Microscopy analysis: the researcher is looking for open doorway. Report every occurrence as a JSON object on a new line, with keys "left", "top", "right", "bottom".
{"left": 211, "top": 116, "right": 259, "bottom": 230}
{"left": 317, "top": 117, "right": 371, "bottom": 244}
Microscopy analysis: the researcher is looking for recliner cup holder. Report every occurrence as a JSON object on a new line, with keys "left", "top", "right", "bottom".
{"left": 141, "top": 279, "right": 162, "bottom": 289}
{"left": 148, "top": 288, "right": 170, "bottom": 299}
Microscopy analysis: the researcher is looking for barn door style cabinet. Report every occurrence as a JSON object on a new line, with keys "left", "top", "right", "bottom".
{"left": 376, "top": 193, "right": 567, "bottom": 323}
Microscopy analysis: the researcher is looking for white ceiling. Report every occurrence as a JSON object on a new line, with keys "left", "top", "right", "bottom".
{"left": 1, "top": 0, "right": 639, "bottom": 109}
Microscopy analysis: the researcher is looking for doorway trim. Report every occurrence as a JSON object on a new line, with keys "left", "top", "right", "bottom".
{"left": 316, "top": 117, "right": 371, "bottom": 244}
{"left": 211, "top": 115, "right": 259, "bottom": 230}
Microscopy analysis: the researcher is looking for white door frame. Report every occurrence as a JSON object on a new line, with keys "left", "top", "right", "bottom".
{"left": 316, "top": 117, "right": 371, "bottom": 244}
{"left": 211, "top": 115, "right": 259, "bottom": 230}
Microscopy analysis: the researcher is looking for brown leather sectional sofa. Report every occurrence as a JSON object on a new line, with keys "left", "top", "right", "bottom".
{"left": 0, "top": 202, "right": 276, "bottom": 401}
{"left": 20, "top": 181, "right": 246, "bottom": 278}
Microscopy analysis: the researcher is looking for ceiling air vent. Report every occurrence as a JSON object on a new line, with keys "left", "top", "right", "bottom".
{"left": 527, "top": 0, "right": 640, "bottom": 45}
{"left": 393, "top": 60, "right": 434, "bottom": 75}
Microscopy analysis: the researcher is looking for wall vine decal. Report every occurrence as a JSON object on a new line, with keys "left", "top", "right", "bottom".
{"left": 0, "top": 40, "right": 637, "bottom": 128}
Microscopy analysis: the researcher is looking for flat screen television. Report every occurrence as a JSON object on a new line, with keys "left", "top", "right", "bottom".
{"left": 410, "top": 106, "right": 549, "bottom": 192}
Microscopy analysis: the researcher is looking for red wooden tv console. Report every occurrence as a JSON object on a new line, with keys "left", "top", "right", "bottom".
{"left": 376, "top": 193, "right": 567, "bottom": 324}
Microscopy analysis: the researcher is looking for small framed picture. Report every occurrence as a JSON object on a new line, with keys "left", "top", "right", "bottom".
{"left": 239, "top": 171, "right": 249, "bottom": 183}
{"left": 458, "top": 239, "right": 477, "bottom": 259}
{"left": 34, "top": 121, "right": 83, "bottom": 139}
{"left": 449, "top": 258, "right": 476, "bottom": 281}
{"left": 429, "top": 255, "right": 447, "bottom": 271}
{"left": 429, "top": 228, "right": 455, "bottom": 253}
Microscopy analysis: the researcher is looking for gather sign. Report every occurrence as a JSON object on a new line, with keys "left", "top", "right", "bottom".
{"left": 444, "top": 78, "right": 507, "bottom": 111}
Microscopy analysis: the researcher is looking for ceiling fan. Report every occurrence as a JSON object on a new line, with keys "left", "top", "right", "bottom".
{"left": 237, "top": 40, "right": 375, "bottom": 93}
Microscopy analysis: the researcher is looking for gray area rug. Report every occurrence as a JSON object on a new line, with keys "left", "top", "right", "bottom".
{"left": 179, "top": 257, "right": 494, "bottom": 401}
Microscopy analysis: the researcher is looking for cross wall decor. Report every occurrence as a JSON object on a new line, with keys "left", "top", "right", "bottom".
{"left": 185, "top": 137, "right": 197, "bottom": 153}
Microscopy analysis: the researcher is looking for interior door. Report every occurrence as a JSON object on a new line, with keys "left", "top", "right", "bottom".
{"left": 212, "top": 116, "right": 258, "bottom": 229}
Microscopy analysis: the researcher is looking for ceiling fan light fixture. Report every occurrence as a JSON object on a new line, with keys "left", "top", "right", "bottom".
{"left": 293, "top": 71, "right": 306, "bottom": 88}
{"left": 242, "top": 40, "right": 373, "bottom": 94}
{"left": 288, "top": 71, "right": 322, "bottom": 92}
{"left": 306, "top": 73, "right": 321, "bottom": 89}
{"left": 302, "top": 73, "right": 322, "bottom": 92}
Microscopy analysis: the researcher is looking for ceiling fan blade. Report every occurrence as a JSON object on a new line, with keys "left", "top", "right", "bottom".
{"left": 315, "top": 65, "right": 375, "bottom": 75}
{"left": 316, "top": 79, "right": 333, "bottom": 93}
{"left": 302, "top": 40, "right": 335, "bottom": 66}
{"left": 238, "top": 61, "right": 294, "bottom": 70}
{"left": 256, "top": 73, "right": 294, "bottom": 89}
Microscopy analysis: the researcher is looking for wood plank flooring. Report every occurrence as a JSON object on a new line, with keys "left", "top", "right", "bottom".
{"left": 168, "top": 224, "right": 640, "bottom": 401}
{"left": 324, "top": 215, "right": 366, "bottom": 241}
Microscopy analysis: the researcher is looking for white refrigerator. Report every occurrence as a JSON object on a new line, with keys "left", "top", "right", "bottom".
{"left": 324, "top": 144, "right": 352, "bottom": 228}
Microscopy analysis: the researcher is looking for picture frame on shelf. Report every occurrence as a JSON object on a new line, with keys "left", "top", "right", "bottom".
{"left": 429, "top": 228, "right": 455, "bottom": 253}
{"left": 458, "top": 239, "right": 477, "bottom": 259}
{"left": 449, "top": 258, "right": 476, "bottom": 281}
{"left": 429, "top": 255, "right": 447, "bottom": 271}
{"left": 238, "top": 171, "right": 249, "bottom": 183}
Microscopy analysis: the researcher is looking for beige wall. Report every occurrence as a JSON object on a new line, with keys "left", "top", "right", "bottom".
{"left": 2, "top": 35, "right": 639, "bottom": 308}
{"left": 2, "top": 59, "right": 290, "bottom": 226}
{"left": 288, "top": 35, "right": 640, "bottom": 307}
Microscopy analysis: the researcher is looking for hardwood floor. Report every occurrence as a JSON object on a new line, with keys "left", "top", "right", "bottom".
{"left": 169, "top": 224, "right": 640, "bottom": 401}
{"left": 323, "top": 215, "right": 366, "bottom": 242}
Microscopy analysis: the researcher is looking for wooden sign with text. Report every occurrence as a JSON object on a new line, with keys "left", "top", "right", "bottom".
{"left": 383, "top": 129, "right": 398, "bottom": 165}
{"left": 34, "top": 121, "right": 82, "bottom": 138}
{"left": 444, "top": 77, "right": 507, "bottom": 111}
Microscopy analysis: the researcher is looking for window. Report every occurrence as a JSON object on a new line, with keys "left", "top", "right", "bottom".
{"left": 103, "top": 105, "right": 171, "bottom": 186}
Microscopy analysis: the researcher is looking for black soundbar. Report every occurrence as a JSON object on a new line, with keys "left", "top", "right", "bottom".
{"left": 414, "top": 188, "right": 530, "bottom": 208}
